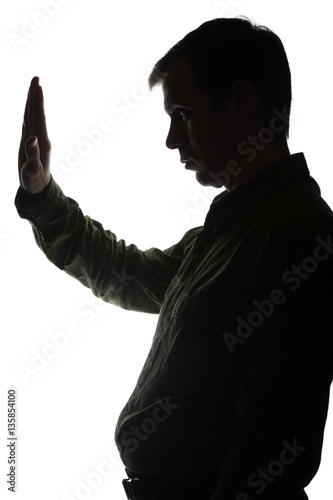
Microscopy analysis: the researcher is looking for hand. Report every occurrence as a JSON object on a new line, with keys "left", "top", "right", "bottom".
{"left": 18, "top": 76, "right": 51, "bottom": 194}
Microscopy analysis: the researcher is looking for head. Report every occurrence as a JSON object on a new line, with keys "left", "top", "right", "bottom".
{"left": 148, "top": 17, "right": 292, "bottom": 190}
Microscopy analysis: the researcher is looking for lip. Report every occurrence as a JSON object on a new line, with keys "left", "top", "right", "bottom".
{"left": 183, "top": 160, "right": 196, "bottom": 169}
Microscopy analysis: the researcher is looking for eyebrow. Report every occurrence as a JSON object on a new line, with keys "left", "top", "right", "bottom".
{"left": 164, "top": 101, "right": 192, "bottom": 113}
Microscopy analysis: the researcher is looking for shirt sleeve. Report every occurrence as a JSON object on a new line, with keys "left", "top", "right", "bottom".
{"left": 15, "top": 176, "right": 200, "bottom": 314}
{"left": 212, "top": 235, "right": 333, "bottom": 499}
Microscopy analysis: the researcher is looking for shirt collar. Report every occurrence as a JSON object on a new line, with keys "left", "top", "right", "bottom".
{"left": 208, "top": 153, "right": 319, "bottom": 232}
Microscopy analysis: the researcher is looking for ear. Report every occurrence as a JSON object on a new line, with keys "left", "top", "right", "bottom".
{"left": 229, "top": 80, "right": 261, "bottom": 116}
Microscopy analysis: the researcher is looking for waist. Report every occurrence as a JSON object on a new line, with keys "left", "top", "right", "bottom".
{"left": 122, "top": 468, "right": 221, "bottom": 500}
{"left": 122, "top": 470, "right": 309, "bottom": 500}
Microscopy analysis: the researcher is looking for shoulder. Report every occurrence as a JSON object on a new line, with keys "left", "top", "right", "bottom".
{"left": 257, "top": 175, "right": 333, "bottom": 243}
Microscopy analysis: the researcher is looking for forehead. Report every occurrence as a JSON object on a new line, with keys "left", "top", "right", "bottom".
{"left": 162, "top": 55, "right": 207, "bottom": 112}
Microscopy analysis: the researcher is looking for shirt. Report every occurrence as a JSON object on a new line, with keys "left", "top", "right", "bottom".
{"left": 15, "top": 152, "right": 333, "bottom": 499}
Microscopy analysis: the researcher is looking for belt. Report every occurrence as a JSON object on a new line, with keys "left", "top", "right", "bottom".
{"left": 122, "top": 469, "right": 221, "bottom": 500}
{"left": 122, "top": 469, "right": 309, "bottom": 500}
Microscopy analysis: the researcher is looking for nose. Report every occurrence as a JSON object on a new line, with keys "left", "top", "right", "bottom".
{"left": 165, "top": 118, "right": 187, "bottom": 150}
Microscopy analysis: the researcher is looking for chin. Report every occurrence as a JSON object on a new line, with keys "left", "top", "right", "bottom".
{"left": 195, "top": 172, "right": 222, "bottom": 189}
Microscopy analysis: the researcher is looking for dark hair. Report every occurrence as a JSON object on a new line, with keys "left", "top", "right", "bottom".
{"left": 148, "top": 16, "right": 292, "bottom": 137}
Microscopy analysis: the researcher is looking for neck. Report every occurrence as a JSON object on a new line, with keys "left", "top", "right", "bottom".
{"left": 226, "top": 136, "right": 290, "bottom": 192}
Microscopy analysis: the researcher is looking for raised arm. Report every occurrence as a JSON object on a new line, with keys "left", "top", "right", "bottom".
{"left": 16, "top": 78, "right": 201, "bottom": 314}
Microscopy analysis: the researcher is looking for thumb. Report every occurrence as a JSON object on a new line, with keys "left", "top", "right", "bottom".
{"left": 25, "top": 136, "right": 39, "bottom": 155}
{"left": 25, "top": 136, "right": 41, "bottom": 170}
{"left": 21, "top": 136, "right": 48, "bottom": 193}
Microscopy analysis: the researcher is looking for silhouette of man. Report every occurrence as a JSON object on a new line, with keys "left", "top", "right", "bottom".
{"left": 16, "top": 17, "right": 333, "bottom": 500}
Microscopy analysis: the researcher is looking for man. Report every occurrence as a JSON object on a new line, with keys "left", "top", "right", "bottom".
{"left": 16, "top": 17, "right": 333, "bottom": 500}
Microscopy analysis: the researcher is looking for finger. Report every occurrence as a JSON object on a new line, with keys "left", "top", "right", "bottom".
{"left": 34, "top": 85, "right": 50, "bottom": 144}
{"left": 23, "top": 86, "right": 30, "bottom": 129}
{"left": 18, "top": 124, "right": 27, "bottom": 168}
{"left": 20, "top": 78, "right": 37, "bottom": 170}
{"left": 25, "top": 76, "right": 39, "bottom": 133}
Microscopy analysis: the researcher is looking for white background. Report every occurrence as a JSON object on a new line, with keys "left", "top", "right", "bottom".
{"left": 1, "top": 0, "right": 333, "bottom": 499}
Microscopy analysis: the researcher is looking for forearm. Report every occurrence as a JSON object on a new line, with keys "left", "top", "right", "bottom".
{"left": 15, "top": 176, "right": 194, "bottom": 313}
{"left": 15, "top": 176, "right": 75, "bottom": 267}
